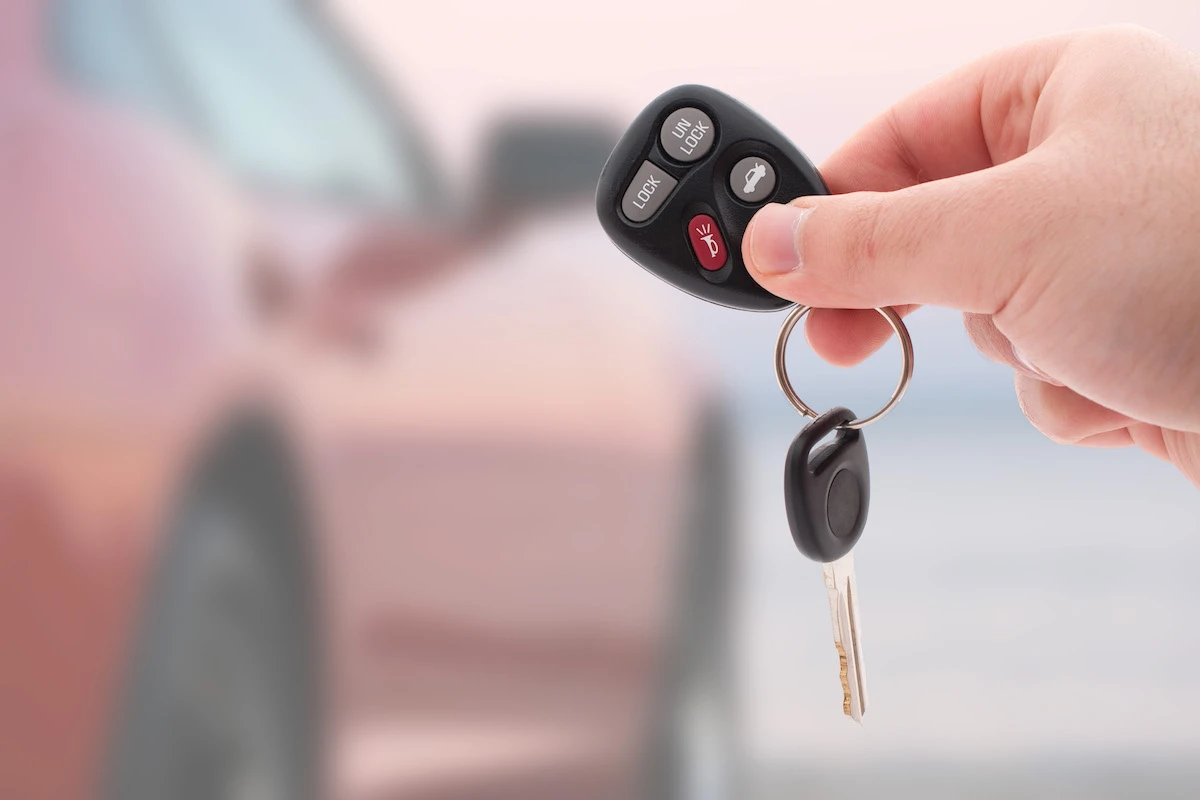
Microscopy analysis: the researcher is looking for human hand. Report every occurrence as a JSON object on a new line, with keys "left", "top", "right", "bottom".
{"left": 742, "top": 25, "right": 1200, "bottom": 486}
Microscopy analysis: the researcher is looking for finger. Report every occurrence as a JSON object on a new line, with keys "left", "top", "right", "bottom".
{"left": 1127, "top": 422, "right": 1170, "bottom": 462}
{"left": 1162, "top": 429, "right": 1200, "bottom": 489}
{"left": 819, "top": 32, "right": 1074, "bottom": 194}
{"left": 962, "top": 313, "right": 1063, "bottom": 385}
{"left": 1014, "top": 374, "right": 1134, "bottom": 445}
{"left": 1075, "top": 429, "right": 1134, "bottom": 448}
{"left": 743, "top": 153, "right": 1051, "bottom": 314}
{"left": 804, "top": 305, "right": 919, "bottom": 367}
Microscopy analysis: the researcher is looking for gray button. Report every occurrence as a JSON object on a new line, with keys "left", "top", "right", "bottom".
{"left": 730, "top": 155, "right": 776, "bottom": 203}
{"left": 659, "top": 107, "right": 715, "bottom": 163}
{"left": 620, "top": 160, "right": 678, "bottom": 223}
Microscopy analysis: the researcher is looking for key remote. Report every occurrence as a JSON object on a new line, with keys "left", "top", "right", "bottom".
{"left": 596, "top": 85, "right": 828, "bottom": 311}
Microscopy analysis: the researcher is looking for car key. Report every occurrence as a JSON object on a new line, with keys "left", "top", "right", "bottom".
{"left": 785, "top": 406, "right": 870, "bottom": 722}
{"left": 597, "top": 87, "right": 915, "bottom": 723}
{"left": 595, "top": 84, "right": 828, "bottom": 311}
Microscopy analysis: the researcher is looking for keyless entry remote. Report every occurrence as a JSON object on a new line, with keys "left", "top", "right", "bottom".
{"left": 596, "top": 84, "right": 828, "bottom": 311}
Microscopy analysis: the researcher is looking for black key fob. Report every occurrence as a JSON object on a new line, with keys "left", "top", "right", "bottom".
{"left": 596, "top": 84, "right": 828, "bottom": 311}
{"left": 785, "top": 407, "right": 871, "bottom": 563}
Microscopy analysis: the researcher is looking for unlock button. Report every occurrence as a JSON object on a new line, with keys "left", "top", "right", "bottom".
{"left": 687, "top": 214, "right": 727, "bottom": 271}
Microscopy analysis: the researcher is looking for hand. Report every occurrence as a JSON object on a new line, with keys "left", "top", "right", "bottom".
{"left": 742, "top": 25, "right": 1200, "bottom": 487}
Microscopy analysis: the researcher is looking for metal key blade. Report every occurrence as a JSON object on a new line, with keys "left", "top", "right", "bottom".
{"left": 822, "top": 553, "right": 867, "bottom": 722}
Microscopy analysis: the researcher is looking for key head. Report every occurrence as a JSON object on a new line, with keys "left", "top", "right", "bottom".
{"left": 785, "top": 407, "right": 871, "bottom": 563}
{"left": 595, "top": 85, "right": 828, "bottom": 312}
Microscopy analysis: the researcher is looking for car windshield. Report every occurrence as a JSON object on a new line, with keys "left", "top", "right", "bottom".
{"left": 148, "top": 0, "right": 419, "bottom": 208}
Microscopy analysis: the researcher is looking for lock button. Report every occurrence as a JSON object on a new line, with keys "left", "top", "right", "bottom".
{"left": 687, "top": 214, "right": 727, "bottom": 271}
{"left": 620, "top": 161, "right": 678, "bottom": 223}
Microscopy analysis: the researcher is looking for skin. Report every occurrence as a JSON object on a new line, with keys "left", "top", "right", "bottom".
{"left": 742, "top": 25, "right": 1200, "bottom": 487}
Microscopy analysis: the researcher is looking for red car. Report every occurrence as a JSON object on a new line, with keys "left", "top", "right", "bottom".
{"left": 0, "top": 1, "right": 739, "bottom": 798}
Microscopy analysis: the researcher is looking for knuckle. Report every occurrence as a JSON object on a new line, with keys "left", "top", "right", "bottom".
{"left": 962, "top": 313, "right": 1014, "bottom": 367}
{"left": 836, "top": 192, "right": 928, "bottom": 291}
{"left": 839, "top": 199, "right": 888, "bottom": 286}
{"left": 1090, "top": 23, "right": 1153, "bottom": 43}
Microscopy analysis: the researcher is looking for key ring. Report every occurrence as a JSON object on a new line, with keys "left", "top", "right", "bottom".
{"left": 774, "top": 305, "right": 914, "bottom": 430}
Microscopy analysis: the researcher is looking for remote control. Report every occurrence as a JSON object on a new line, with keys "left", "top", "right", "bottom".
{"left": 596, "top": 85, "right": 828, "bottom": 311}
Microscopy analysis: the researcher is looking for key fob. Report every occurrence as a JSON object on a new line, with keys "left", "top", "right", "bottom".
{"left": 785, "top": 407, "right": 870, "bottom": 563}
{"left": 596, "top": 84, "right": 828, "bottom": 311}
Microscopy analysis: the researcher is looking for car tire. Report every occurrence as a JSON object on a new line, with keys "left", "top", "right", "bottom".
{"left": 104, "top": 416, "right": 319, "bottom": 800}
{"left": 644, "top": 406, "right": 743, "bottom": 800}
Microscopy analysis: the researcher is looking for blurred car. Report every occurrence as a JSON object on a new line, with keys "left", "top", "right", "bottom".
{"left": 0, "top": 1, "right": 739, "bottom": 799}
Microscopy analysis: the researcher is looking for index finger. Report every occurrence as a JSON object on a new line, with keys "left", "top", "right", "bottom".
{"left": 802, "top": 33, "right": 1074, "bottom": 365}
{"left": 818, "top": 32, "right": 1074, "bottom": 194}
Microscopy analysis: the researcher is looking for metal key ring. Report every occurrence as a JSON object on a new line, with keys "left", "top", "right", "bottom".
{"left": 774, "top": 305, "right": 914, "bottom": 430}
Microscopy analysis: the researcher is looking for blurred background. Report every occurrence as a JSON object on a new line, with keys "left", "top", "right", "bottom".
{"left": 1, "top": 0, "right": 1198, "bottom": 798}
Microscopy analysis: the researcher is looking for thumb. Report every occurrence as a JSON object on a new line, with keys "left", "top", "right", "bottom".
{"left": 742, "top": 159, "right": 1042, "bottom": 314}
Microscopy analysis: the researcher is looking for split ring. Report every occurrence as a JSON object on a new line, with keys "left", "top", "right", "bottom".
{"left": 773, "top": 305, "right": 914, "bottom": 429}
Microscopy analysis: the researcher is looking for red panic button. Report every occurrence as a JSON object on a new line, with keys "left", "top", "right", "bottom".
{"left": 687, "top": 214, "right": 727, "bottom": 271}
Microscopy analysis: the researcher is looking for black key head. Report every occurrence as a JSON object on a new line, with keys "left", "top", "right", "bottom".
{"left": 595, "top": 84, "right": 828, "bottom": 312}
{"left": 785, "top": 407, "right": 871, "bottom": 563}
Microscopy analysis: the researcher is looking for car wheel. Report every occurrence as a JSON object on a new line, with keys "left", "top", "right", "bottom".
{"left": 646, "top": 406, "right": 742, "bottom": 800}
{"left": 105, "top": 417, "right": 318, "bottom": 800}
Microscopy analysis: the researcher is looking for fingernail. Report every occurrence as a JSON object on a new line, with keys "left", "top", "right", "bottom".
{"left": 747, "top": 203, "right": 813, "bottom": 274}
